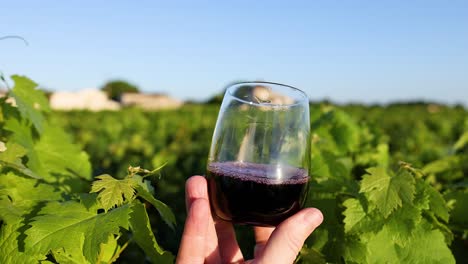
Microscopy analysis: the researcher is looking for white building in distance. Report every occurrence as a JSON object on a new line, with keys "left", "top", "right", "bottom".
{"left": 120, "top": 93, "right": 183, "bottom": 110}
{"left": 50, "top": 89, "right": 120, "bottom": 111}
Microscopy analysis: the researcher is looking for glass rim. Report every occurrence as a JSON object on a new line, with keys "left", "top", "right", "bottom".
{"left": 226, "top": 81, "right": 309, "bottom": 108}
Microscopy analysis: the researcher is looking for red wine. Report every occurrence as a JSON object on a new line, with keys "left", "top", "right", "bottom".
{"left": 207, "top": 161, "right": 309, "bottom": 226}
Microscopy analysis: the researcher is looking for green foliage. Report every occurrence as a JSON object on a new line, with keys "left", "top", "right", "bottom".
{"left": 133, "top": 175, "right": 176, "bottom": 230}
{"left": 299, "top": 105, "right": 462, "bottom": 263}
{"left": 91, "top": 168, "right": 176, "bottom": 229}
{"left": 0, "top": 75, "right": 174, "bottom": 263}
{"left": 4, "top": 74, "right": 465, "bottom": 262}
{"left": 91, "top": 175, "right": 136, "bottom": 211}
{"left": 9, "top": 75, "right": 50, "bottom": 133}
{"left": 342, "top": 165, "right": 453, "bottom": 261}
{"left": 101, "top": 80, "right": 139, "bottom": 101}
{"left": 129, "top": 202, "right": 175, "bottom": 263}
{"left": 360, "top": 167, "right": 415, "bottom": 218}
{"left": 365, "top": 222, "right": 454, "bottom": 264}
{"left": 25, "top": 201, "right": 132, "bottom": 263}
{"left": 0, "top": 142, "right": 40, "bottom": 179}
{"left": 52, "top": 101, "right": 467, "bottom": 262}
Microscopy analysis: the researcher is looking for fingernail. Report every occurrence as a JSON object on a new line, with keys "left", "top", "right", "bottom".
{"left": 304, "top": 208, "right": 323, "bottom": 225}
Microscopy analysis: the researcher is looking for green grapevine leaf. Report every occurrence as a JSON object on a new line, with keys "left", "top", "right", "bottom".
{"left": 0, "top": 95, "right": 21, "bottom": 123}
{"left": 4, "top": 118, "right": 35, "bottom": 150}
{"left": 413, "top": 179, "right": 430, "bottom": 211}
{"left": 4, "top": 119, "right": 92, "bottom": 181}
{"left": 97, "top": 234, "right": 121, "bottom": 264}
{"left": 90, "top": 172, "right": 175, "bottom": 230}
{"left": 296, "top": 245, "right": 326, "bottom": 264}
{"left": 413, "top": 180, "right": 452, "bottom": 241}
{"left": 25, "top": 201, "right": 131, "bottom": 263}
{"left": 78, "top": 193, "right": 100, "bottom": 211}
{"left": 9, "top": 75, "right": 50, "bottom": 133}
{"left": 0, "top": 172, "right": 62, "bottom": 221}
{"left": 90, "top": 175, "right": 136, "bottom": 211}
{"left": 34, "top": 124, "right": 92, "bottom": 181}
{"left": 343, "top": 236, "right": 368, "bottom": 264}
{"left": 365, "top": 226, "right": 400, "bottom": 263}
{"left": 0, "top": 174, "right": 63, "bottom": 262}
{"left": 3, "top": 118, "right": 47, "bottom": 178}
{"left": 425, "top": 182, "right": 450, "bottom": 222}
{"left": 385, "top": 204, "right": 421, "bottom": 246}
{"left": 0, "top": 142, "right": 40, "bottom": 179}
{"left": 0, "top": 222, "right": 47, "bottom": 263}
{"left": 0, "top": 198, "right": 23, "bottom": 224}
{"left": 342, "top": 198, "right": 383, "bottom": 235}
{"left": 343, "top": 199, "right": 366, "bottom": 233}
{"left": 129, "top": 201, "right": 174, "bottom": 263}
{"left": 132, "top": 175, "right": 176, "bottom": 229}
{"left": 51, "top": 247, "right": 89, "bottom": 264}
{"left": 395, "top": 221, "right": 455, "bottom": 264}
{"left": 304, "top": 196, "right": 346, "bottom": 263}
{"left": 365, "top": 219, "right": 455, "bottom": 263}
{"left": 360, "top": 167, "right": 415, "bottom": 218}
{"left": 46, "top": 214, "right": 121, "bottom": 264}
{"left": 0, "top": 142, "right": 27, "bottom": 161}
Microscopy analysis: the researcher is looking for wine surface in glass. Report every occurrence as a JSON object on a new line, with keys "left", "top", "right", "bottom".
{"left": 207, "top": 161, "right": 309, "bottom": 226}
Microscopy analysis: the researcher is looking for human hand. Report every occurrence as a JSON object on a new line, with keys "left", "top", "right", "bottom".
{"left": 176, "top": 176, "right": 323, "bottom": 264}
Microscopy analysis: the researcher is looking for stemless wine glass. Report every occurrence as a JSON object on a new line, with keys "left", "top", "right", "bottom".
{"left": 207, "top": 81, "right": 311, "bottom": 227}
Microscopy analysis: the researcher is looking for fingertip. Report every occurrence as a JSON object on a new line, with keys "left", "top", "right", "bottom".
{"left": 259, "top": 208, "right": 323, "bottom": 264}
{"left": 278, "top": 207, "right": 323, "bottom": 231}
{"left": 186, "top": 176, "right": 209, "bottom": 199}
{"left": 302, "top": 208, "right": 323, "bottom": 227}
{"left": 186, "top": 175, "right": 207, "bottom": 190}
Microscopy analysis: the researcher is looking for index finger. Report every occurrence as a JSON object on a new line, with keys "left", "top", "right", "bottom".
{"left": 185, "top": 176, "right": 222, "bottom": 263}
{"left": 176, "top": 198, "right": 210, "bottom": 264}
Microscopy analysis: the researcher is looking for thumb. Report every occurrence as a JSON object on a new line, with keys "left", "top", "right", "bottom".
{"left": 257, "top": 208, "right": 323, "bottom": 264}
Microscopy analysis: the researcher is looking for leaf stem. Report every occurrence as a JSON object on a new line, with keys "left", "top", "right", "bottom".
{"left": 108, "top": 239, "right": 131, "bottom": 263}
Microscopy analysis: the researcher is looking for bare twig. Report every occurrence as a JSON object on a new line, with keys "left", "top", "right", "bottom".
{"left": 0, "top": 35, "right": 29, "bottom": 46}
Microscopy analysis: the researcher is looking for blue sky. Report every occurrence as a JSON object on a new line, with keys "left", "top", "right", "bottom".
{"left": 2, "top": 1, "right": 468, "bottom": 105}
